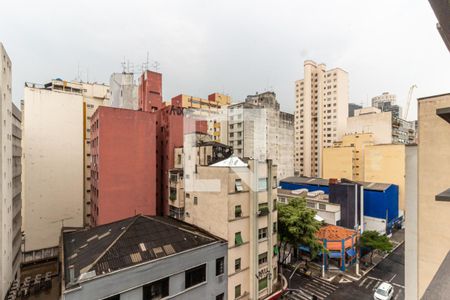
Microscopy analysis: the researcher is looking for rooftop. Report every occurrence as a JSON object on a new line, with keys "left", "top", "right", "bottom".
{"left": 280, "top": 176, "right": 393, "bottom": 192}
{"left": 62, "top": 215, "right": 223, "bottom": 288}
{"left": 316, "top": 225, "right": 356, "bottom": 241}
{"left": 210, "top": 154, "right": 248, "bottom": 167}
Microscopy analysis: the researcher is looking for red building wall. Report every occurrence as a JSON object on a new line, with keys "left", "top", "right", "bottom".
{"left": 90, "top": 70, "right": 209, "bottom": 224}
{"left": 90, "top": 106, "right": 157, "bottom": 225}
{"left": 138, "top": 70, "right": 164, "bottom": 112}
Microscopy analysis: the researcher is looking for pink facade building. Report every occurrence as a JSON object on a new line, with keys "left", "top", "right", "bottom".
{"left": 91, "top": 71, "right": 207, "bottom": 225}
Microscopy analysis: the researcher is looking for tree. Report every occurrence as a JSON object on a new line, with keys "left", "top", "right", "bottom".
{"left": 277, "top": 197, "right": 322, "bottom": 266}
{"left": 359, "top": 230, "right": 393, "bottom": 264}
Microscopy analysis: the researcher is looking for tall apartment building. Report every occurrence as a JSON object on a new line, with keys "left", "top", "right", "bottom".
{"left": 90, "top": 107, "right": 157, "bottom": 225}
{"left": 0, "top": 43, "right": 16, "bottom": 300}
{"left": 371, "top": 92, "right": 402, "bottom": 118}
{"left": 347, "top": 107, "right": 416, "bottom": 144}
{"left": 294, "top": 60, "right": 349, "bottom": 177}
{"left": 23, "top": 79, "right": 109, "bottom": 256}
{"left": 226, "top": 92, "right": 294, "bottom": 180}
{"left": 322, "top": 133, "right": 407, "bottom": 214}
{"left": 169, "top": 142, "right": 280, "bottom": 299}
{"left": 410, "top": 93, "right": 450, "bottom": 298}
{"left": 171, "top": 93, "right": 231, "bottom": 142}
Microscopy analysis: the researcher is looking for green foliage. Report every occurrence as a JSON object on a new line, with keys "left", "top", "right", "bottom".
{"left": 360, "top": 230, "right": 393, "bottom": 263}
{"left": 360, "top": 230, "right": 393, "bottom": 252}
{"left": 278, "top": 197, "right": 322, "bottom": 258}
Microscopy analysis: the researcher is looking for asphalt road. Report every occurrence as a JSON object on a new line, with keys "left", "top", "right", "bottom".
{"left": 285, "top": 243, "right": 405, "bottom": 300}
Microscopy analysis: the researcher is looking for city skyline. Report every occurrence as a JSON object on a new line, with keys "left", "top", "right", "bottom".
{"left": 2, "top": 0, "right": 450, "bottom": 120}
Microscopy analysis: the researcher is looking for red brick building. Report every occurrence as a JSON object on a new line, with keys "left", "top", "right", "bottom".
{"left": 90, "top": 71, "right": 207, "bottom": 225}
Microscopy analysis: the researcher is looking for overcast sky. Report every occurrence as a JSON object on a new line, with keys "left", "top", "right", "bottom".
{"left": 1, "top": 0, "right": 449, "bottom": 120}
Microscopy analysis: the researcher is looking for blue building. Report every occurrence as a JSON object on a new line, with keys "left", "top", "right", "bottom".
{"left": 280, "top": 177, "right": 400, "bottom": 233}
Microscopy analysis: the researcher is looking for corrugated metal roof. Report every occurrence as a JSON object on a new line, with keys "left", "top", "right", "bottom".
{"left": 63, "top": 216, "right": 223, "bottom": 287}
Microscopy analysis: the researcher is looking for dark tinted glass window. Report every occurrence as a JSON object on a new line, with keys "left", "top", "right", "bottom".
{"left": 185, "top": 264, "right": 206, "bottom": 289}
{"left": 142, "top": 277, "right": 169, "bottom": 300}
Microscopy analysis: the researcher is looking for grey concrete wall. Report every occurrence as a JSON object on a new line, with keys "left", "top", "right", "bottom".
{"left": 63, "top": 241, "right": 227, "bottom": 300}
{"left": 405, "top": 144, "right": 417, "bottom": 300}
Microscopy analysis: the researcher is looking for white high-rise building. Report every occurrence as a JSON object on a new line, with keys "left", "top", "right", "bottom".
{"left": 23, "top": 79, "right": 109, "bottom": 260}
{"left": 294, "top": 60, "right": 349, "bottom": 177}
{"left": 0, "top": 43, "right": 17, "bottom": 300}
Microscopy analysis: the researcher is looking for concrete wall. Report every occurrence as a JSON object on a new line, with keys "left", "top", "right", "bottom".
{"left": 364, "top": 144, "right": 406, "bottom": 213}
{"left": 405, "top": 144, "right": 417, "bottom": 300}
{"left": 23, "top": 87, "right": 84, "bottom": 251}
{"left": 11, "top": 104, "right": 22, "bottom": 280}
{"left": 63, "top": 242, "right": 228, "bottom": 300}
{"left": 346, "top": 110, "right": 392, "bottom": 144}
{"left": 0, "top": 43, "right": 13, "bottom": 300}
{"left": 417, "top": 95, "right": 450, "bottom": 297}
{"left": 323, "top": 147, "right": 353, "bottom": 180}
{"left": 91, "top": 107, "right": 157, "bottom": 225}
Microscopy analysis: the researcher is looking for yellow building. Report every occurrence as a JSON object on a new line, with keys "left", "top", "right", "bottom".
{"left": 171, "top": 93, "right": 231, "bottom": 142}
{"left": 322, "top": 133, "right": 406, "bottom": 213}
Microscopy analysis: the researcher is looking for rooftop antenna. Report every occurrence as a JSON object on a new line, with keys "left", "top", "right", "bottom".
{"left": 152, "top": 61, "right": 160, "bottom": 72}
{"left": 121, "top": 57, "right": 127, "bottom": 73}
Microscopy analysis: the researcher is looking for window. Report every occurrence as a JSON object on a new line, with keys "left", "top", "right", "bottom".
{"left": 216, "top": 257, "right": 225, "bottom": 276}
{"left": 258, "top": 277, "right": 268, "bottom": 291}
{"left": 306, "top": 201, "right": 315, "bottom": 209}
{"left": 235, "top": 284, "right": 241, "bottom": 298}
{"left": 319, "top": 203, "right": 326, "bottom": 210}
{"left": 258, "top": 203, "right": 269, "bottom": 216}
{"left": 194, "top": 196, "right": 198, "bottom": 205}
{"left": 142, "top": 277, "right": 169, "bottom": 299}
{"left": 235, "top": 205, "right": 242, "bottom": 218}
{"left": 258, "top": 227, "right": 268, "bottom": 240}
{"left": 258, "top": 178, "right": 268, "bottom": 191}
{"left": 235, "top": 258, "right": 241, "bottom": 271}
{"left": 185, "top": 264, "right": 206, "bottom": 289}
{"left": 216, "top": 293, "right": 224, "bottom": 300}
{"left": 235, "top": 232, "right": 243, "bottom": 246}
{"left": 235, "top": 178, "right": 243, "bottom": 192}
{"left": 258, "top": 252, "right": 268, "bottom": 265}
{"left": 104, "top": 295, "right": 120, "bottom": 300}
{"left": 273, "top": 222, "right": 277, "bottom": 233}
{"left": 273, "top": 199, "right": 277, "bottom": 211}
{"left": 169, "top": 188, "right": 177, "bottom": 201}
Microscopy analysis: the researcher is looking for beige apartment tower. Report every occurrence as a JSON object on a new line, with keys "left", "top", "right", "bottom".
{"left": 169, "top": 137, "right": 280, "bottom": 299}
{"left": 294, "top": 60, "right": 349, "bottom": 177}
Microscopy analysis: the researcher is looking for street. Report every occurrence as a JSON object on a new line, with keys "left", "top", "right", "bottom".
{"left": 284, "top": 243, "right": 405, "bottom": 300}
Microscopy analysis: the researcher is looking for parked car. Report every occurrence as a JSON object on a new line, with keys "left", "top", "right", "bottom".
{"left": 374, "top": 282, "right": 394, "bottom": 300}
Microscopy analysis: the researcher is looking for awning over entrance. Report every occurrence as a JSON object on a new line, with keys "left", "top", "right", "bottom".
{"left": 346, "top": 248, "right": 356, "bottom": 257}
{"left": 328, "top": 251, "right": 342, "bottom": 259}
